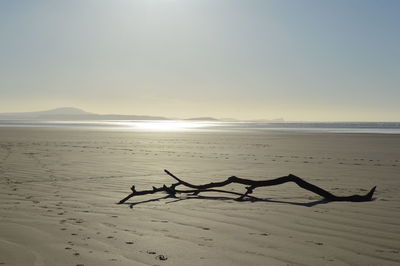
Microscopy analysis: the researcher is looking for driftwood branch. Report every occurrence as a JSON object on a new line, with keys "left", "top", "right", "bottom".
{"left": 118, "top": 169, "right": 376, "bottom": 205}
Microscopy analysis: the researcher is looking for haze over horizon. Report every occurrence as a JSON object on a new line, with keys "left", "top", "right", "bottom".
{"left": 1, "top": 0, "right": 399, "bottom": 122}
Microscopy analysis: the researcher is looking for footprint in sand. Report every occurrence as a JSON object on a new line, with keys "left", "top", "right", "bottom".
{"left": 376, "top": 249, "right": 399, "bottom": 254}
{"left": 156, "top": 255, "right": 168, "bottom": 261}
{"left": 306, "top": 240, "right": 323, "bottom": 246}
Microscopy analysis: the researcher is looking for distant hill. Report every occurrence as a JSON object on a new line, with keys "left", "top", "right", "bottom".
{"left": 185, "top": 117, "right": 219, "bottom": 121}
{"left": 36, "top": 107, "right": 92, "bottom": 115}
{"left": 250, "top": 118, "right": 285, "bottom": 123}
{"left": 0, "top": 107, "right": 283, "bottom": 122}
{"left": 0, "top": 107, "right": 168, "bottom": 121}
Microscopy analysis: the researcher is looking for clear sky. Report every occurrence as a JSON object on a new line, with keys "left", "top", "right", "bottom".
{"left": 0, "top": 0, "right": 399, "bottom": 121}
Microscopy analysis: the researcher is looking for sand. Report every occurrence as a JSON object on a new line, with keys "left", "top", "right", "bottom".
{"left": 0, "top": 127, "right": 399, "bottom": 266}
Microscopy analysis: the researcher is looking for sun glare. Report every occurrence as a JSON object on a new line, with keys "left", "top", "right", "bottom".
{"left": 115, "top": 120, "right": 212, "bottom": 132}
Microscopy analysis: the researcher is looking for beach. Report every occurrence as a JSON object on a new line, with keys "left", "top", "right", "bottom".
{"left": 0, "top": 127, "right": 399, "bottom": 266}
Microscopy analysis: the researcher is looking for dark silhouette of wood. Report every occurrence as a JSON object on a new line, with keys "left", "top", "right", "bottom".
{"left": 118, "top": 169, "right": 376, "bottom": 205}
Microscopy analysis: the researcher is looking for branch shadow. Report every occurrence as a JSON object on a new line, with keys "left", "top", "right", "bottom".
{"left": 165, "top": 195, "right": 331, "bottom": 207}
{"left": 118, "top": 195, "right": 173, "bottom": 208}
{"left": 120, "top": 194, "right": 332, "bottom": 208}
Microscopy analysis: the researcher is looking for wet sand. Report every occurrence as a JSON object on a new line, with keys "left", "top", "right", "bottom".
{"left": 0, "top": 127, "right": 399, "bottom": 265}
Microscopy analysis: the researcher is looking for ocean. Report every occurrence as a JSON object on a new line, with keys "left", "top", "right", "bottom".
{"left": 0, "top": 120, "right": 399, "bottom": 134}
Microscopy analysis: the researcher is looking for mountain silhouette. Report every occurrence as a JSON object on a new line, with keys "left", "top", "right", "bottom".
{"left": 0, "top": 107, "right": 168, "bottom": 121}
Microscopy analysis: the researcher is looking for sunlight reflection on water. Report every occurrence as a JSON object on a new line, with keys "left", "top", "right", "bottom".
{"left": 110, "top": 120, "right": 216, "bottom": 131}
{"left": 0, "top": 120, "right": 399, "bottom": 134}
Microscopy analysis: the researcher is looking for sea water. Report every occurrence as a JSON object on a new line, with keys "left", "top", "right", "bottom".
{"left": 0, "top": 120, "right": 400, "bottom": 134}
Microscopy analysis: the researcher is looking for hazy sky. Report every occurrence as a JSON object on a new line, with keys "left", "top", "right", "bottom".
{"left": 1, "top": 0, "right": 399, "bottom": 121}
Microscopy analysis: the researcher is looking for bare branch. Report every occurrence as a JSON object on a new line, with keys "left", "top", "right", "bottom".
{"left": 118, "top": 170, "right": 376, "bottom": 205}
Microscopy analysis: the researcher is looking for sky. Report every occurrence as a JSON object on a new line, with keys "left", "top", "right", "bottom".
{"left": 0, "top": 0, "right": 399, "bottom": 121}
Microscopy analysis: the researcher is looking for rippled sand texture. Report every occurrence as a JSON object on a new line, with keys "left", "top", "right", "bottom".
{"left": 0, "top": 127, "right": 399, "bottom": 266}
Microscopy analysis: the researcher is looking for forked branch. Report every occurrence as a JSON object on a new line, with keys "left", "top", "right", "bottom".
{"left": 118, "top": 169, "right": 376, "bottom": 205}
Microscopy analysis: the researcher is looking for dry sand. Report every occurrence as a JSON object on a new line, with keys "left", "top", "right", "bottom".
{"left": 0, "top": 127, "right": 399, "bottom": 266}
